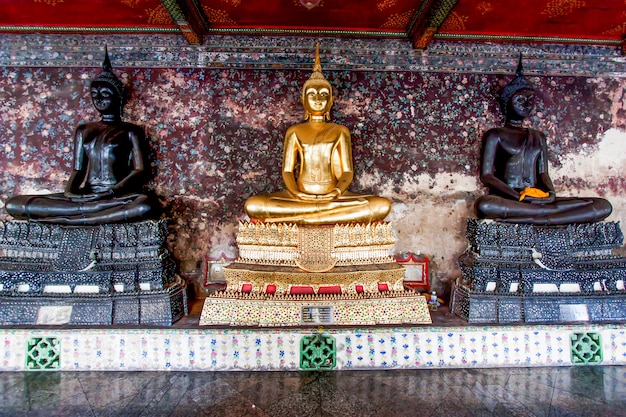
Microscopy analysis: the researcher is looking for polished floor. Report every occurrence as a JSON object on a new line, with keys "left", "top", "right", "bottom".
{"left": 0, "top": 366, "right": 625, "bottom": 417}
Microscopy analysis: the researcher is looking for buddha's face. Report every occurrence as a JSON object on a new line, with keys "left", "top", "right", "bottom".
{"left": 303, "top": 83, "right": 332, "bottom": 117}
{"left": 509, "top": 89, "right": 535, "bottom": 118}
{"left": 90, "top": 82, "right": 120, "bottom": 114}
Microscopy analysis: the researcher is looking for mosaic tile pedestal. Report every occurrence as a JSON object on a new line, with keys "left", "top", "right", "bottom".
{"left": 0, "top": 220, "right": 187, "bottom": 325}
{"left": 452, "top": 220, "right": 626, "bottom": 324}
{"left": 0, "top": 280, "right": 187, "bottom": 326}
{"left": 200, "top": 222, "right": 431, "bottom": 326}
{"left": 200, "top": 290, "right": 431, "bottom": 326}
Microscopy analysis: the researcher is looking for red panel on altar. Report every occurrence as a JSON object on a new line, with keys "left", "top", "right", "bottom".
{"left": 395, "top": 253, "right": 430, "bottom": 292}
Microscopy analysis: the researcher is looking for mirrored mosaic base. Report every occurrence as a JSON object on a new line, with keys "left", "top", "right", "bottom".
{"left": 452, "top": 285, "right": 626, "bottom": 324}
{"left": 0, "top": 281, "right": 187, "bottom": 326}
{"left": 1, "top": 323, "right": 625, "bottom": 371}
{"left": 199, "top": 292, "right": 432, "bottom": 326}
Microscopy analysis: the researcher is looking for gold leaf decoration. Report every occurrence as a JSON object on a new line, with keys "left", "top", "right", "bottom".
{"left": 601, "top": 22, "right": 625, "bottom": 36}
{"left": 221, "top": 0, "right": 241, "bottom": 6}
{"left": 377, "top": 0, "right": 397, "bottom": 11}
{"left": 476, "top": 2, "right": 493, "bottom": 14}
{"left": 293, "top": 0, "right": 323, "bottom": 10}
{"left": 414, "top": 28, "right": 436, "bottom": 49}
{"left": 203, "top": 7, "right": 238, "bottom": 25}
{"left": 120, "top": 0, "right": 140, "bottom": 7}
{"left": 146, "top": 5, "right": 173, "bottom": 25}
{"left": 380, "top": 10, "right": 412, "bottom": 29}
{"left": 541, "top": 0, "right": 586, "bottom": 18}
{"left": 439, "top": 11, "right": 468, "bottom": 31}
{"left": 33, "top": 0, "right": 64, "bottom": 5}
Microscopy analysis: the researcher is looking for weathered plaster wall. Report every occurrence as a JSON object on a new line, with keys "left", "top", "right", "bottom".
{"left": 0, "top": 35, "right": 624, "bottom": 297}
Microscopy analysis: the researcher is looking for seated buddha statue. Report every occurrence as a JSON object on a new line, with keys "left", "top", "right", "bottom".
{"left": 5, "top": 48, "right": 156, "bottom": 225}
{"left": 244, "top": 45, "right": 391, "bottom": 225}
{"left": 475, "top": 56, "right": 612, "bottom": 225}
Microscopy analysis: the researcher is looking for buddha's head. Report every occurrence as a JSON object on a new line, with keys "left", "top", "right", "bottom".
{"left": 302, "top": 44, "right": 333, "bottom": 121}
{"left": 508, "top": 89, "right": 535, "bottom": 120}
{"left": 90, "top": 46, "right": 125, "bottom": 118}
{"left": 499, "top": 54, "right": 535, "bottom": 118}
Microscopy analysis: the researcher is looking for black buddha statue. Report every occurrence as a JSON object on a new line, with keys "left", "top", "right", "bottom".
{"left": 5, "top": 48, "right": 156, "bottom": 225}
{"left": 474, "top": 56, "right": 612, "bottom": 225}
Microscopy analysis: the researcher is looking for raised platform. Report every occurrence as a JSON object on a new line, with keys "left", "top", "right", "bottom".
{"left": 202, "top": 221, "right": 428, "bottom": 326}
{"left": 453, "top": 220, "right": 626, "bottom": 323}
{"left": 0, "top": 278, "right": 187, "bottom": 326}
{"left": 0, "top": 219, "right": 186, "bottom": 326}
{"left": 452, "top": 284, "right": 626, "bottom": 324}
{"left": 223, "top": 262, "right": 406, "bottom": 294}
{"left": 1, "top": 300, "right": 625, "bottom": 372}
{"left": 199, "top": 290, "right": 431, "bottom": 326}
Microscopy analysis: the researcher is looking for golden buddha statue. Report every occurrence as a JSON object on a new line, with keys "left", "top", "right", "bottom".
{"left": 244, "top": 45, "right": 391, "bottom": 225}
{"left": 201, "top": 46, "right": 431, "bottom": 327}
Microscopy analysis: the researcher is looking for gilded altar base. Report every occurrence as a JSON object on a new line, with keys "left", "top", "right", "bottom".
{"left": 199, "top": 291, "right": 431, "bottom": 326}
{"left": 223, "top": 263, "right": 406, "bottom": 294}
{"left": 200, "top": 222, "right": 431, "bottom": 326}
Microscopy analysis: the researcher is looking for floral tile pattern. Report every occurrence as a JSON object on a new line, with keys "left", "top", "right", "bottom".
{"left": 0, "top": 324, "right": 624, "bottom": 371}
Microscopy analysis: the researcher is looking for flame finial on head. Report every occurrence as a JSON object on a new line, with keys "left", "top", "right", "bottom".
{"left": 499, "top": 53, "right": 535, "bottom": 112}
{"left": 102, "top": 45, "right": 113, "bottom": 72}
{"left": 92, "top": 45, "right": 125, "bottom": 101}
{"left": 301, "top": 43, "right": 333, "bottom": 120}
{"left": 303, "top": 43, "right": 331, "bottom": 90}
{"left": 312, "top": 43, "right": 322, "bottom": 74}
{"left": 515, "top": 52, "right": 524, "bottom": 77}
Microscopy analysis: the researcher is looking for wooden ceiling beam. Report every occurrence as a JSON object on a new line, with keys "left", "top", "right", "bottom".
{"left": 407, "top": 0, "right": 458, "bottom": 50}
{"left": 160, "top": 0, "right": 209, "bottom": 45}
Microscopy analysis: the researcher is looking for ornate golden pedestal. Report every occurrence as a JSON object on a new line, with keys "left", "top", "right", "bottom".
{"left": 200, "top": 222, "right": 431, "bottom": 326}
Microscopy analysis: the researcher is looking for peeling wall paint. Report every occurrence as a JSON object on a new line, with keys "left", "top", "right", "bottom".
{"left": 0, "top": 38, "right": 625, "bottom": 297}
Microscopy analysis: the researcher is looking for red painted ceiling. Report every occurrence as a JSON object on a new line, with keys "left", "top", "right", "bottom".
{"left": 440, "top": 0, "right": 625, "bottom": 41}
{"left": 0, "top": 0, "right": 624, "bottom": 45}
{"left": 0, "top": 0, "right": 175, "bottom": 29}
{"left": 199, "top": 0, "right": 419, "bottom": 34}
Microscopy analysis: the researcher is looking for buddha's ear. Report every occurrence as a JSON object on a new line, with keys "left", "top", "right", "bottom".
{"left": 324, "top": 95, "right": 333, "bottom": 121}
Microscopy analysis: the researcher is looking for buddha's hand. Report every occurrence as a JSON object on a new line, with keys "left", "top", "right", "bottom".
{"left": 519, "top": 187, "right": 555, "bottom": 204}
{"left": 295, "top": 189, "right": 339, "bottom": 202}
{"left": 64, "top": 190, "right": 114, "bottom": 202}
{"left": 318, "top": 188, "right": 341, "bottom": 200}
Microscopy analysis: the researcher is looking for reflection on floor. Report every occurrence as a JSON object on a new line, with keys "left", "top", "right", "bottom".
{"left": 1, "top": 366, "right": 626, "bottom": 417}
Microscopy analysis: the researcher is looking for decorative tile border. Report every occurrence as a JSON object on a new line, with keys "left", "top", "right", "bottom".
{"left": 300, "top": 333, "right": 336, "bottom": 370}
{"left": 0, "top": 324, "right": 624, "bottom": 371}
{"left": 570, "top": 332, "right": 603, "bottom": 365}
{"left": 0, "top": 34, "right": 624, "bottom": 76}
{"left": 25, "top": 336, "right": 61, "bottom": 370}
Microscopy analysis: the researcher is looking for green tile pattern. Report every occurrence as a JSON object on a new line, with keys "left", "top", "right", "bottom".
{"left": 26, "top": 337, "right": 60, "bottom": 370}
{"left": 300, "top": 333, "right": 336, "bottom": 371}
{"left": 570, "top": 332, "right": 602, "bottom": 365}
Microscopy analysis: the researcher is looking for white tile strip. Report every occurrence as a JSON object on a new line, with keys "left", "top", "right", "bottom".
{"left": 0, "top": 324, "right": 624, "bottom": 371}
